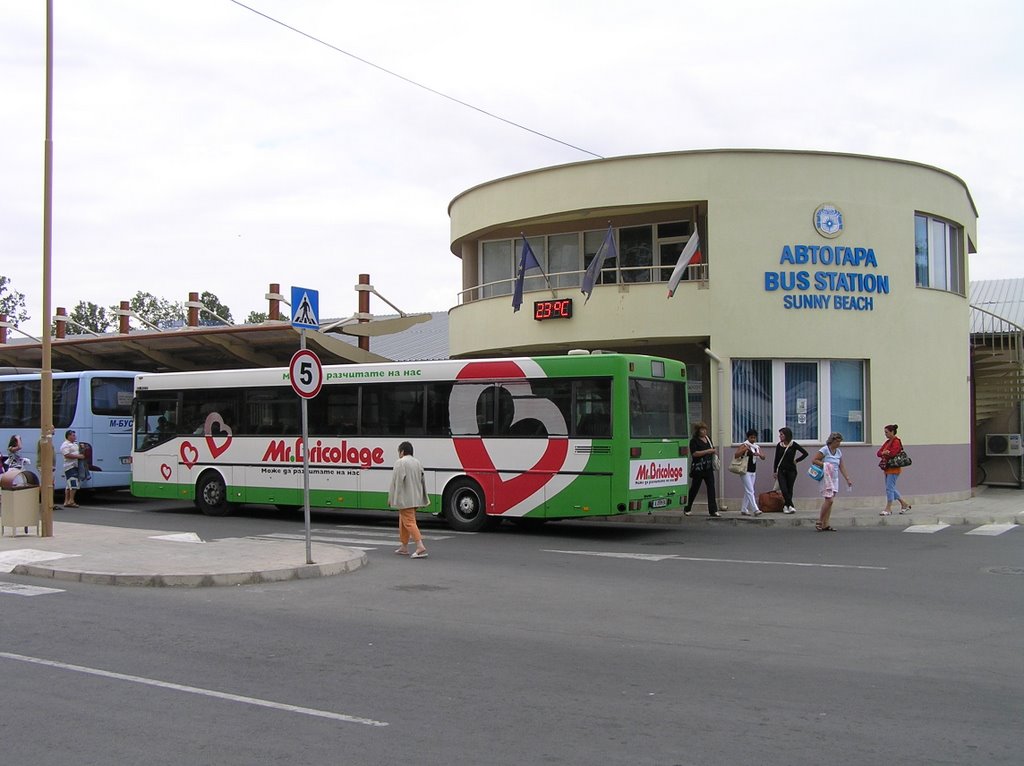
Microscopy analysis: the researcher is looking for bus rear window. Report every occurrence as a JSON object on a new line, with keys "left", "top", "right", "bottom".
{"left": 629, "top": 378, "right": 687, "bottom": 438}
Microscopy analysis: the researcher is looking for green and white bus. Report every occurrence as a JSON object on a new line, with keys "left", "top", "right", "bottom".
{"left": 130, "top": 352, "right": 689, "bottom": 531}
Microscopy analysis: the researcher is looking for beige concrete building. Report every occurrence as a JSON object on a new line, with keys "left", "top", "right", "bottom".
{"left": 448, "top": 149, "right": 979, "bottom": 507}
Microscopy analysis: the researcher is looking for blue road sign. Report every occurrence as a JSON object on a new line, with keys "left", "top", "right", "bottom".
{"left": 290, "top": 286, "right": 320, "bottom": 330}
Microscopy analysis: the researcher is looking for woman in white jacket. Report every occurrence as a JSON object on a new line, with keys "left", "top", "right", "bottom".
{"left": 388, "top": 441, "right": 430, "bottom": 558}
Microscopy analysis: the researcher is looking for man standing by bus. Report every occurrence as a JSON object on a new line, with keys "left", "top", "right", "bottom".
{"left": 60, "top": 429, "right": 83, "bottom": 508}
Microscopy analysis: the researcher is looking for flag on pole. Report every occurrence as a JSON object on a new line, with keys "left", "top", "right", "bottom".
{"left": 512, "top": 238, "right": 546, "bottom": 312}
{"left": 666, "top": 230, "right": 702, "bottom": 298}
{"left": 581, "top": 225, "right": 616, "bottom": 303}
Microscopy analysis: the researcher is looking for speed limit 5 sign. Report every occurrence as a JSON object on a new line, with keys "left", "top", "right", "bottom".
{"left": 289, "top": 349, "right": 323, "bottom": 399}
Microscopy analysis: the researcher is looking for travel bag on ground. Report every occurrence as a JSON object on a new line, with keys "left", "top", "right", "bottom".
{"left": 758, "top": 489, "right": 785, "bottom": 513}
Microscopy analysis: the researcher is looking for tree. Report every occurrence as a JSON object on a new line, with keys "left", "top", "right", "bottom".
{"left": 245, "top": 310, "right": 268, "bottom": 324}
{"left": 113, "top": 291, "right": 184, "bottom": 329}
{"left": 68, "top": 301, "right": 112, "bottom": 334}
{"left": 0, "top": 275, "right": 29, "bottom": 326}
{"left": 198, "top": 291, "right": 233, "bottom": 326}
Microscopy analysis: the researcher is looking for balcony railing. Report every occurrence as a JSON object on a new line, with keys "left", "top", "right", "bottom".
{"left": 457, "top": 262, "right": 708, "bottom": 305}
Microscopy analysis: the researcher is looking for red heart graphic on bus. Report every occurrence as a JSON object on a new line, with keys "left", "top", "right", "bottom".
{"left": 454, "top": 438, "right": 569, "bottom": 514}
{"left": 160, "top": 463, "right": 172, "bottom": 480}
{"left": 179, "top": 441, "right": 199, "bottom": 469}
{"left": 204, "top": 412, "right": 233, "bottom": 459}
{"left": 453, "top": 360, "right": 569, "bottom": 515}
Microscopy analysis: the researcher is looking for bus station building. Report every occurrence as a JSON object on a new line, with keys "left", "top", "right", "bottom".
{"left": 447, "top": 149, "right": 1007, "bottom": 508}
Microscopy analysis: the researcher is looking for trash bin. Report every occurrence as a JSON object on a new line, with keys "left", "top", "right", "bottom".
{"left": 1, "top": 468, "right": 41, "bottom": 536}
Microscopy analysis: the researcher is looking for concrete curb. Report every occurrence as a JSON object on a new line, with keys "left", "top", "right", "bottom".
{"left": 12, "top": 551, "right": 367, "bottom": 587}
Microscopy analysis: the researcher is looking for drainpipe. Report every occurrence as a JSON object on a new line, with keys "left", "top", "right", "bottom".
{"left": 704, "top": 346, "right": 727, "bottom": 510}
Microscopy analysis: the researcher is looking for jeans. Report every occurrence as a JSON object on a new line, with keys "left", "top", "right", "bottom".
{"left": 885, "top": 473, "right": 902, "bottom": 502}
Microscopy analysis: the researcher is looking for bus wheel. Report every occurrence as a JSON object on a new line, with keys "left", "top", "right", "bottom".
{"left": 443, "top": 479, "right": 490, "bottom": 532}
{"left": 196, "top": 472, "right": 231, "bottom": 516}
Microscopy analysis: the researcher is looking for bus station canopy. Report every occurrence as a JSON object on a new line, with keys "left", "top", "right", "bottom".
{"left": 0, "top": 323, "right": 391, "bottom": 373}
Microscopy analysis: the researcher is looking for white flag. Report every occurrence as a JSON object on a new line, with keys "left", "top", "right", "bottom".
{"left": 666, "top": 231, "right": 702, "bottom": 298}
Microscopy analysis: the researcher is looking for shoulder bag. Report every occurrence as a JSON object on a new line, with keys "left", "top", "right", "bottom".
{"left": 708, "top": 436, "right": 722, "bottom": 472}
{"left": 728, "top": 452, "right": 747, "bottom": 475}
{"left": 807, "top": 463, "right": 824, "bottom": 481}
{"left": 886, "top": 450, "right": 912, "bottom": 468}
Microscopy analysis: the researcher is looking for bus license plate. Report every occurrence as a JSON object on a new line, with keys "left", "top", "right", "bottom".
{"left": 649, "top": 498, "right": 670, "bottom": 509}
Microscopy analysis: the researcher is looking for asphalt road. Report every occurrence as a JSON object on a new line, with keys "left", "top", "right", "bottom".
{"left": 2, "top": 493, "right": 1021, "bottom": 765}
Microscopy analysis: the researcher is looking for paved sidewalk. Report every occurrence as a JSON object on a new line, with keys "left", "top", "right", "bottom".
{"left": 0, "top": 521, "right": 366, "bottom": 587}
{"left": 605, "top": 485, "right": 1024, "bottom": 528}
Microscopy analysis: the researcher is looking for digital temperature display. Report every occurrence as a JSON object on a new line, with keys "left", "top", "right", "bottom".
{"left": 533, "top": 299, "right": 573, "bottom": 321}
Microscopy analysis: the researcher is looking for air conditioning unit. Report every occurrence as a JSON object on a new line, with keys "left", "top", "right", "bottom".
{"left": 985, "top": 433, "right": 1023, "bottom": 457}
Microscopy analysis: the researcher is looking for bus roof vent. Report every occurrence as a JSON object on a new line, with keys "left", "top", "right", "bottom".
{"left": 567, "top": 349, "right": 591, "bottom": 356}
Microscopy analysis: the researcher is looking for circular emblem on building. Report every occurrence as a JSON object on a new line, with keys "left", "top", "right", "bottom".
{"left": 813, "top": 204, "right": 844, "bottom": 239}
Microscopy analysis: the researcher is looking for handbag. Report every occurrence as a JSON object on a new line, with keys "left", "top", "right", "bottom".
{"left": 728, "top": 453, "right": 747, "bottom": 475}
{"left": 886, "top": 450, "right": 912, "bottom": 468}
{"left": 712, "top": 453, "right": 722, "bottom": 472}
{"left": 807, "top": 464, "right": 824, "bottom": 481}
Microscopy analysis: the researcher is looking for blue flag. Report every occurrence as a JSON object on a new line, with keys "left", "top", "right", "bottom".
{"left": 512, "top": 239, "right": 544, "bottom": 312}
{"left": 581, "top": 225, "right": 616, "bottom": 303}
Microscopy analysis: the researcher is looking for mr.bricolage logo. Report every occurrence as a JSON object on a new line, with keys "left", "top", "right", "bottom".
{"left": 452, "top": 360, "right": 569, "bottom": 515}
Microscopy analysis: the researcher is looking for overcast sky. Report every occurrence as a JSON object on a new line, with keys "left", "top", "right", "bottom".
{"left": 2, "top": 0, "right": 1022, "bottom": 331}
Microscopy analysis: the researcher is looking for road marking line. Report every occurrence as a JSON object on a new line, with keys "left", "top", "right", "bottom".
{"left": 263, "top": 531, "right": 452, "bottom": 544}
{"left": 966, "top": 523, "right": 1019, "bottom": 536}
{"left": 313, "top": 524, "right": 467, "bottom": 538}
{"left": 543, "top": 550, "right": 680, "bottom": 561}
{"left": 903, "top": 523, "right": 951, "bottom": 534}
{"left": 543, "top": 550, "right": 887, "bottom": 570}
{"left": 149, "top": 532, "right": 204, "bottom": 543}
{"left": 0, "top": 582, "right": 65, "bottom": 596}
{"left": 243, "top": 535, "right": 375, "bottom": 551}
{"left": 0, "top": 652, "right": 388, "bottom": 727}
{"left": 0, "top": 550, "right": 79, "bottom": 574}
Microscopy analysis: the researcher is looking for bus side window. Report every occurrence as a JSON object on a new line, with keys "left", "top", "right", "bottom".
{"left": 574, "top": 379, "right": 612, "bottom": 437}
{"left": 425, "top": 383, "right": 452, "bottom": 436}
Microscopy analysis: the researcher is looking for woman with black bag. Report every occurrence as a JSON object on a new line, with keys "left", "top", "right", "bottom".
{"left": 877, "top": 424, "right": 912, "bottom": 515}
{"left": 683, "top": 422, "right": 721, "bottom": 518}
{"left": 773, "top": 427, "right": 809, "bottom": 514}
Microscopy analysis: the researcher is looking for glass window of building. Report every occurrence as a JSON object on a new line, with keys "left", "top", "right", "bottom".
{"left": 619, "top": 226, "right": 653, "bottom": 283}
{"left": 657, "top": 221, "right": 694, "bottom": 282}
{"left": 547, "top": 233, "right": 579, "bottom": 288}
{"left": 915, "top": 213, "right": 965, "bottom": 295}
{"left": 481, "top": 240, "right": 512, "bottom": 298}
{"left": 732, "top": 359, "right": 866, "bottom": 443}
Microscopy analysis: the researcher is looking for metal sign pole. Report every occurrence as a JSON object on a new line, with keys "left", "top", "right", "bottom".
{"left": 300, "top": 329, "right": 312, "bottom": 564}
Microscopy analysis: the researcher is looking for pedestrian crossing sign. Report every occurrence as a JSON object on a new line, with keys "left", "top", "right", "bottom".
{"left": 290, "top": 286, "right": 319, "bottom": 330}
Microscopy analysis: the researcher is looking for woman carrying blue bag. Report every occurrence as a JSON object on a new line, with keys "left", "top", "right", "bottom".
{"left": 811, "top": 432, "right": 853, "bottom": 531}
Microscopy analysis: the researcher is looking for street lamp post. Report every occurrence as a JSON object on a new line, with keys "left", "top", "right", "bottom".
{"left": 39, "top": 0, "right": 55, "bottom": 536}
